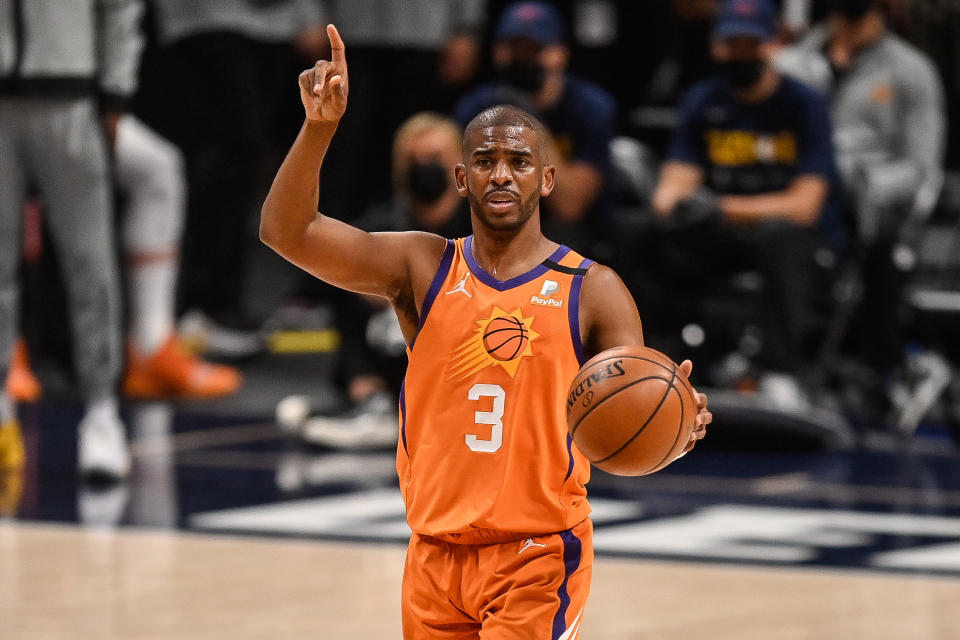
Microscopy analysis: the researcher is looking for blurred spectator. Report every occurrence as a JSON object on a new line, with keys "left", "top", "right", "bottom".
{"left": 319, "top": 0, "right": 487, "bottom": 221}
{"left": 651, "top": 0, "right": 840, "bottom": 404}
{"left": 5, "top": 115, "right": 244, "bottom": 402}
{"left": 777, "top": 0, "right": 947, "bottom": 399}
{"left": 454, "top": 0, "right": 616, "bottom": 253}
{"left": 115, "top": 114, "right": 242, "bottom": 399}
{"left": 146, "top": 0, "right": 328, "bottom": 348}
{"left": 0, "top": 0, "right": 143, "bottom": 478}
{"left": 277, "top": 113, "right": 471, "bottom": 450}
{"left": 481, "top": 1, "right": 681, "bottom": 141}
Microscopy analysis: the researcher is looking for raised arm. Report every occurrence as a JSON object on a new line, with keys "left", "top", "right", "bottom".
{"left": 260, "top": 25, "right": 446, "bottom": 303}
{"left": 579, "top": 264, "right": 711, "bottom": 453}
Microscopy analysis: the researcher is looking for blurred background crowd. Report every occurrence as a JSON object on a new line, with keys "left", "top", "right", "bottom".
{"left": 2, "top": 0, "right": 960, "bottom": 482}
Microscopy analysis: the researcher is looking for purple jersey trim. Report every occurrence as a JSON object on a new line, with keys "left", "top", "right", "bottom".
{"left": 568, "top": 257, "right": 594, "bottom": 366}
{"left": 410, "top": 239, "right": 455, "bottom": 350}
{"left": 464, "top": 235, "right": 571, "bottom": 291}
{"left": 399, "top": 379, "right": 408, "bottom": 454}
{"left": 551, "top": 527, "right": 583, "bottom": 639}
{"left": 563, "top": 433, "right": 575, "bottom": 483}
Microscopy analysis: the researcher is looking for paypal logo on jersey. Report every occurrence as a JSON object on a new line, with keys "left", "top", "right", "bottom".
{"left": 540, "top": 280, "right": 559, "bottom": 297}
{"left": 531, "top": 279, "right": 563, "bottom": 308}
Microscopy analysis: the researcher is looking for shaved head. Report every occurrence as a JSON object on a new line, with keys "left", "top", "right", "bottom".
{"left": 456, "top": 104, "right": 556, "bottom": 232}
{"left": 463, "top": 105, "right": 550, "bottom": 162}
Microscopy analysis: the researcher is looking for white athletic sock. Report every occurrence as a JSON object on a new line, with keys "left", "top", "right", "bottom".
{"left": 127, "top": 257, "right": 177, "bottom": 355}
{"left": 84, "top": 394, "right": 119, "bottom": 423}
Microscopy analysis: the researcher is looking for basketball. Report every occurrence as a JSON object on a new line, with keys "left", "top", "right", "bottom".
{"left": 566, "top": 345, "right": 697, "bottom": 476}
{"left": 482, "top": 316, "right": 529, "bottom": 361}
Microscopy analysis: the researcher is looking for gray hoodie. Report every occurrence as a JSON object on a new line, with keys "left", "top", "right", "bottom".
{"left": 777, "top": 25, "right": 946, "bottom": 237}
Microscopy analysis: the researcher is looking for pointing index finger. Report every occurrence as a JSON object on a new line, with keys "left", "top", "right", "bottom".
{"left": 327, "top": 24, "right": 346, "bottom": 64}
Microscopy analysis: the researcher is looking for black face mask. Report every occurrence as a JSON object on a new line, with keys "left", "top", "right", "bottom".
{"left": 498, "top": 60, "right": 547, "bottom": 94}
{"left": 719, "top": 59, "right": 766, "bottom": 89}
{"left": 829, "top": 0, "right": 877, "bottom": 21}
{"left": 407, "top": 162, "right": 448, "bottom": 203}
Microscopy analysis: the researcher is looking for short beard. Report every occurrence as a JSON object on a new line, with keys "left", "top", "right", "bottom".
{"left": 467, "top": 182, "right": 541, "bottom": 232}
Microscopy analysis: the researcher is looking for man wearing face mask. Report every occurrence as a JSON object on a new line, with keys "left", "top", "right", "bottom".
{"left": 652, "top": 0, "right": 840, "bottom": 407}
{"left": 454, "top": 1, "right": 615, "bottom": 252}
{"left": 275, "top": 113, "right": 471, "bottom": 449}
{"left": 777, "top": 0, "right": 946, "bottom": 409}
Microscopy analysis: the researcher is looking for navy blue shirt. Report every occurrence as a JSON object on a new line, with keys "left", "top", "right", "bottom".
{"left": 670, "top": 74, "right": 843, "bottom": 243}
{"left": 454, "top": 74, "right": 616, "bottom": 219}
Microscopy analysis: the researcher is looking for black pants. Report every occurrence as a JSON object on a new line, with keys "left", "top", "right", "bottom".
{"left": 143, "top": 32, "right": 303, "bottom": 322}
{"left": 849, "top": 236, "right": 908, "bottom": 372}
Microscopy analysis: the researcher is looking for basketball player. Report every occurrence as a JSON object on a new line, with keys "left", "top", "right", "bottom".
{"left": 261, "top": 24, "right": 712, "bottom": 639}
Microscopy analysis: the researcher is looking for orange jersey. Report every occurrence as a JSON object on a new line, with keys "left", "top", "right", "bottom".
{"left": 398, "top": 236, "right": 594, "bottom": 543}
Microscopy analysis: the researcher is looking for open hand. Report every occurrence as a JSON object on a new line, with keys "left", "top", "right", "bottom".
{"left": 298, "top": 24, "right": 348, "bottom": 122}
{"left": 678, "top": 359, "right": 711, "bottom": 455}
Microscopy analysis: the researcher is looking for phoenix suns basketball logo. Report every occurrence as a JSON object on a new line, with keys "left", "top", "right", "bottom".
{"left": 448, "top": 306, "right": 539, "bottom": 380}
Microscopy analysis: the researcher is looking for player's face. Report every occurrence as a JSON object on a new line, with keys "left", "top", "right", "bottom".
{"left": 456, "top": 125, "right": 554, "bottom": 232}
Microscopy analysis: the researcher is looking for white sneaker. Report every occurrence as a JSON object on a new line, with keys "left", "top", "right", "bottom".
{"left": 895, "top": 351, "right": 952, "bottom": 435}
{"left": 275, "top": 394, "right": 313, "bottom": 435}
{"left": 300, "top": 393, "right": 398, "bottom": 451}
{"left": 78, "top": 484, "right": 130, "bottom": 527}
{"left": 78, "top": 406, "right": 131, "bottom": 479}
{"left": 177, "top": 309, "right": 263, "bottom": 360}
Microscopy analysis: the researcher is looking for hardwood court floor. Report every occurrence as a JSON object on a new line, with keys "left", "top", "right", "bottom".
{"left": 3, "top": 522, "right": 958, "bottom": 639}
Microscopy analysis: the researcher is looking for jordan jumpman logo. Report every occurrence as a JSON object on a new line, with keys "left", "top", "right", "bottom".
{"left": 445, "top": 272, "right": 472, "bottom": 298}
{"left": 518, "top": 538, "right": 547, "bottom": 554}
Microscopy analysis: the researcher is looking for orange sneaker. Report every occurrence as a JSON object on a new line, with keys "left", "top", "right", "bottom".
{"left": 5, "top": 339, "right": 41, "bottom": 403}
{"left": 123, "top": 335, "right": 242, "bottom": 399}
{"left": 0, "top": 417, "right": 25, "bottom": 472}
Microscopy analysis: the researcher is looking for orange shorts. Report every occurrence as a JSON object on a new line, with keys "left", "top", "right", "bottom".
{"left": 402, "top": 518, "right": 593, "bottom": 640}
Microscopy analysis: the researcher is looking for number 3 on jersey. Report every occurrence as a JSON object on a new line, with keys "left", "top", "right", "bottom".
{"left": 466, "top": 383, "right": 505, "bottom": 453}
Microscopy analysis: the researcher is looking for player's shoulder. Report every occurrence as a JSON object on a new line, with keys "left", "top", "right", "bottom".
{"left": 377, "top": 230, "right": 450, "bottom": 265}
{"left": 580, "top": 262, "right": 628, "bottom": 297}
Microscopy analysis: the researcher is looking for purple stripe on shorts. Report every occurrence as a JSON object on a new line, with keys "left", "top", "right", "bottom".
{"left": 551, "top": 527, "right": 583, "bottom": 639}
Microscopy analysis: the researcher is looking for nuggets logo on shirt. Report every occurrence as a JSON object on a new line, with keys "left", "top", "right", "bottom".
{"left": 448, "top": 306, "right": 539, "bottom": 380}
{"left": 706, "top": 129, "right": 797, "bottom": 166}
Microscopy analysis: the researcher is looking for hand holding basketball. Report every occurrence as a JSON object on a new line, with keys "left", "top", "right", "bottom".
{"left": 566, "top": 345, "right": 711, "bottom": 476}
{"left": 678, "top": 358, "right": 711, "bottom": 455}
{"left": 299, "top": 24, "right": 349, "bottom": 123}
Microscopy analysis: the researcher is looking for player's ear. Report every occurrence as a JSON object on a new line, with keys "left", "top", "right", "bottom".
{"left": 455, "top": 164, "right": 468, "bottom": 196}
{"left": 540, "top": 164, "right": 555, "bottom": 197}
